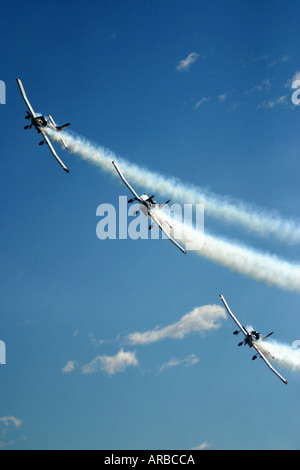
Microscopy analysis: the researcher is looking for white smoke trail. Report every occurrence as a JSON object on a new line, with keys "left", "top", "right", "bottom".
{"left": 47, "top": 129, "right": 300, "bottom": 292}
{"left": 48, "top": 129, "right": 300, "bottom": 244}
{"left": 154, "top": 210, "right": 300, "bottom": 293}
{"left": 257, "top": 340, "right": 300, "bottom": 374}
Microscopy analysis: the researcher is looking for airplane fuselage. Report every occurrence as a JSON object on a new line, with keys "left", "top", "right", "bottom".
{"left": 244, "top": 327, "right": 261, "bottom": 348}
{"left": 34, "top": 116, "right": 56, "bottom": 132}
{"left": 139, "top": 194, "right": 158, "bottom": 217}
{"left": 26, "top": 115, "right": 57, "bottom": 136}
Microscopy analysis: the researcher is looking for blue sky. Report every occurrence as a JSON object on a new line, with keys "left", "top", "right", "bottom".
{"left": 1, "top": 0, "right": 300, "bottom": 450}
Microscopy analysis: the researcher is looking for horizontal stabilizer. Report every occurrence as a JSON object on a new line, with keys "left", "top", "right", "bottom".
{"left": 262, "top": 332, "right": 274, "bottom": 340}
{"left": 160, "top": 199, "right": 171, "bottom": 209}
{"left": 56, "top": 123, "right": 71, "bottom": 132}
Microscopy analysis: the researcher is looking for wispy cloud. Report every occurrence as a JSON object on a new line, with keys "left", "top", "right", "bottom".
{"left": 285, "top": 71, "right": 300, "bottom": 89}
{"left": 0, "top": 416, "right": 22, "bottom": 449}
{"left": 257, "top": 95, "right": 288, "bottom": 110}
{"left": 218, "top": 90, "right": 234, "bottom": 103}
{"left": 176, "top": 52, "right": 200, "bottom": 71}
{"left": 0, "top": 417, "right": 21, "bottom": 428}
{"left": 81, "top": 349, "right": 138, "bottom": 376}
{"left": 62, "top": 360, "right": 77, "bottom": 373}
{"left": 158, "top": 354, "right": 199, "bottom": 374}
{"left": 245, "top": 79, "right": 271, "bottom": 95}
{"left": 268, "top": 55, "right": 289, "bottom": 69}
{"left": 240, "top": 53, "right": 269, "bottom": 68}
{"left": 195, "top": 97, "right": 210, "bottom": 109}
{"left": 191, "top": 442, "right": 211, "bottom": 450}
{"left": 127, "top": 305, "right": 226, "bottom": 345}
{"left": 240, "top": 53, "right": 289, "bottom": 69}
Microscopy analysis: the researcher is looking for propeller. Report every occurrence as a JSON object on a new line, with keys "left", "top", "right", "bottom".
{"left": 128, "top": 197, "right": 138, "bottom": 204}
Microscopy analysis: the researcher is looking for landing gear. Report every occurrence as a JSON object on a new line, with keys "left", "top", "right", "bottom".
{"left": 39, "top": 141, "right": 45, "bottom": 146}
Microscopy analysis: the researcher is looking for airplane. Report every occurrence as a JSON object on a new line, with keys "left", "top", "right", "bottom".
{"left": 112, "top": 161, "right": 187, "bottom": 255}
{"left": 16, "top": 78, "right": 70, "bottom": 173}
{"left": 219, "top": 294, "right": 288, "bottom": 385}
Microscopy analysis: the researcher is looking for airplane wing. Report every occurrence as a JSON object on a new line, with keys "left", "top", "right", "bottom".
{"left": 112, "top": 161, "right": 142, "bottom": 202}
{"left": 149, "top": 212, "right": 187, "bottom": 255}
{"left": 219, "top": 295, "right": 248, "bottom": 337}
{"left": 41, "top": 130, "right": 69, "bottom": 173}
{"left": 16, "top": 79, "right": 36, "bottom": 118}
{"left": 252, "top": 343, "right": 288, "bottom": 385}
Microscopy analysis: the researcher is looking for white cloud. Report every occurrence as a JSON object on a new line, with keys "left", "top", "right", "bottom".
{"left": 245, "top": 79, "right": 271, "bottom": 95}
{"left": 292, "top": 71, "right": 300, "bottom": 82}
{"left": 257, "top": 95, "right": 288, "bottom": 109}
{"left": 195, "top": 97, "right": 210, "bottom": 109}
{"left": 218, "top": 93, "right": 227, "bottom": 103}
{"left": 81, "top": 349, "right": 138, "bottom": 376}
{"left": 285, "top": 71, "right": 300, "bottom": 89}
{"left": 176, "top": 52, "right": 199, "bottom": 71}
{"left": 158, "top": 354, "right": 199, "bottom": 374}
{"left": 268, "top": 55, "right": 289, "bottom": 69}
{"left": 240, "top": 53, "right": 269, "bottom": 68}
{"left": 0, "top": 417, "right": 21, "bottom": 428}
{"left": 218, "top": 90, "right": 233, "bottom": 103}
{"left": 63, "top": 305, "right": 226, "bottom": 378}
{"left": 0, "top": 417, "right": 22, "bottom": 449}
{"left": 62, "top": 360, "right": 76, "bottom": 374}
{"left": 128, "top": 305, "right": 226, "bottom": 345}
{"left": 191, "top": 442, "right": 211, "bottom": 450}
